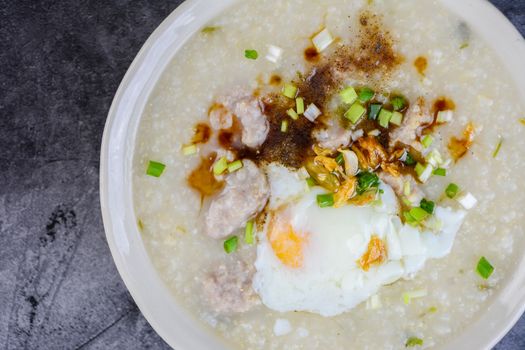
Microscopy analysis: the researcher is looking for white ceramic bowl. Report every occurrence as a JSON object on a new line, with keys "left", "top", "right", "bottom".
{"left": 100, "top": 0, "right": 525, "bottom": 349}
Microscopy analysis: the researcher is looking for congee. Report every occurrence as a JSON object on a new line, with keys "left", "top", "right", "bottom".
{"left": 133, "top": 0, "right": 525, "bottom": 348}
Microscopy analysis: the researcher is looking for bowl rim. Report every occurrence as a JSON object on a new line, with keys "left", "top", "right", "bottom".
{"left": 100, "top": 0, "right": 525, "bottom": 349}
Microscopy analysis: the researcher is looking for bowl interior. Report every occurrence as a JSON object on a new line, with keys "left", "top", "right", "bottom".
{"left": 100, "top": 0, "right": 525, "bottom": 349}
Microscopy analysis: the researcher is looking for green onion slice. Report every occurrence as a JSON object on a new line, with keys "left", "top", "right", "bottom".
{"left": 419, "top": 198, "right": 435, "bottom": 214}
{"left": 390, "top": 96, "right": 406, "bottom": 111}
{"left": 340, "top": 86, "right": 358, "bottom": 105}
{"left": 433, "top": 168, "right": 446, "bottom": 176}
{"left": 415, "top": 163, "right": 433, "bottom": 182}
{"left": 224, "top": 236, "right": 238, "bottom": 254}
{"left": 404, "top": 152, "right": 416, "bottom": 166}
{"left": 358, "top": 87, "right": 375, "bottom": 103}
{"left": 421, "top": 135, "right": 434, "bottom": 148}
{"left": 146, "top": 161, "right": 166, "bottom": 177}
{"left": 282, "top": 83, "right": 298, "bottom": 99}
{"left": 477, "top": 256, "right": 494, "bottom": 279}
{"left": 445, "top": 183, "right": 459, "bottom": 199}
{"left": 312, "top": 28, "right": 334, "bottom": 52}
{"left": 344, "top": 102, "right": 366, "bottom": 124}
{"left": 409, "top": 207, "right": 429, "bottom": 221}
{"left": 378, "top": 109, "right": 393, "bottom": 128}
{"left": 317, "top": 193, "right": 335, "bottom": 208}
{"left": 213, "top": 157, "right": 228, "bottom": 175}
{"left": 287, "top": 108, "right": 299, "bottom": 120}
{"left": 244, "top": 49, "right": 258, "bottom": 60}
{"left": 281, "top": 120, "right": 289, "bottom": 132}
{"left": 182, "top": 144, "right": 198, "bottom": 156}
{"left": 390, "top": 111, "right": 403, "bottom": 126}
{"left": 403, "top": 211, "right": 418, "bottom": 226}
{"left": 406, "top": 337, "right": 423, "bottom": 347}
{"left": 245, "top": 221, "right": 254, "bottom": 244}
{"left": 306, "top": 177, "right": 317, "bottom": 187}
{"left": 369, "top": 103, "right": 382, "bottom": 120}
{"left": 227, "top": 160, "right": 243, "bottom": 173}
{"left": 296, "top": 97, "right": 305, "bottom": 114}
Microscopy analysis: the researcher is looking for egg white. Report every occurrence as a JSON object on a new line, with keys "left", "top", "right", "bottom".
{"left": 252, "top": 165, "right": 466, "bottom": 316}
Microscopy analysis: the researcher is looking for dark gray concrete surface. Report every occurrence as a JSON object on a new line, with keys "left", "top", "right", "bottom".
{"left": 0, "top": 0, "right": 523, "bottom": 349}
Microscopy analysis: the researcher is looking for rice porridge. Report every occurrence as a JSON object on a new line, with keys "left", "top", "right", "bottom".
{"left": 132, "top": 0, "right": 525, "bottom": 349}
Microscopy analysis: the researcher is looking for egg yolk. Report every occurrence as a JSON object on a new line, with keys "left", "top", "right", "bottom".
{"left": 268, "top": 222, "right": 305, "bottom": 269}
{"left": 358, "top": 235, "right": 387, "bottom": 271}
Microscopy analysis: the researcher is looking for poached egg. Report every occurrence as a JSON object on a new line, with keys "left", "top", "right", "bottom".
{"left": 253, "top": 165, "right": 466, "bottom": 316}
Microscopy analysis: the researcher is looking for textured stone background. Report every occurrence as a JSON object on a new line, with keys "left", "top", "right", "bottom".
{"left": 0, "top": 0, "right": 523, "bottom": 349}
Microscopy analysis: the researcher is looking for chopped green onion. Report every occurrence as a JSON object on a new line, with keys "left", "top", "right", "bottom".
{"left": 415, "top": 163, "right": 433, "bottom": 182}
{"left": 286, "top": 108, "right": 299, "bottom": 120}
{"left": 378, "top": 109, "right": 393, "bottom": 128}
{"left": 433, "top": 168, "right": 446, "bottom": 176}
{"left": 281, "top": 119, "right": 289, "bottom": 132}
{"left": 421, "top": 135, "right": 434, "bottom": 148}
{"left": 492, "top": 137, "right": 503, "bottom": 158}
{"left": 404, "top": 152, "right": 416, "bottom": 166}
{"left": 390, "top": 111, "right": 403, "bottom": 126}
{"left": 406, "top": 337, "right": 424, "bottom": 347}
{"left": 356, "top": 171, "right": 380, "bottom": 195}
{"left": 344, "top": 102, "right": 366, "bottom": 124}
{"left": 340, "top": 86, "right": 358, "bottom": 104}
{"left": 146, "top": 161, "right": 166, "bottom": 177}
{"left": 224, "top": 236, "right": 238, "bottom": 254}
{"left": 245, "top": 220, "right": 254, "bottom": 244}
{"left": 459, "top": 42, "right": 469, "bottom": 49}
{"left": 369, "top": 103, "right": 382, "bottom": 120}
{"left": 282, "top": 83, "right": 298, "bottom": 99}
{"left": 227, "top": 160, "right": 243, "bottom": 173}
{"left": 182, "top": 144, "right": 198, "bottom": 156}
{"left": 317, "top": 193, "right": 335, "bottom": 208}
{"left": 306, "top": 177, "right": 317, "bottom": 187}
{"left": 390, "top": 96, "right": 406, "bottom": 111}
{"left": 409, "top": 207, "right": 429, "bottom": 222}
{"left": 358, "top": 87, "right": 375, "bottom": 103}
{"left": 137, "top": 219, "right": 144, "bottom": 231}
{"left": 201, "top": 26, "right": 220, "bottom": 34}
{"left": 402, "top": 289, "right": 428, "bottom": 304}
{"left": 456, "top": 192, "right": 477, "bottom": 209}
{"left": 476, "top": 256, "right": 494, "bottom": 279}
{"left": 425, "top": 149, "right": 443, "bottom": 168}
{"left": 312, "top": 28, "right": 334, "bottom": 52}
{"left": 415, "top": 163, "right": 425, "bottom": 176}
{"left": 403, "top": 211, "right": 418, "bottom": 226}
{"left": 266, "top": 44, "right": 283, "bottom": 63}
{"left": 335, "top": 153, "right": 344, "bottom": 166}
{"left": 420, "top": 198, "right": 435, "bottom": 214}
{"left": 437, "top": 110, "right": 453, "bottom": 123}
{"left": 304, "top": 103, "right": 322, "bottom": 122}
{"left": 403, "top": 181, "right": 411, "bottom": 196}
{"left": 213, "top": 157, "right": 228, "bottom": 175}
{"left": 445, "top": 183, "right": 459, "bottom": 199}
{"left": 296, "top": 97, "right": 305, "bottom": 114}
{"left": 244, "top": 49, "right": 258, "bottom": 60}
